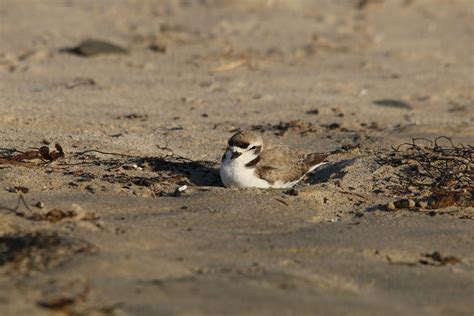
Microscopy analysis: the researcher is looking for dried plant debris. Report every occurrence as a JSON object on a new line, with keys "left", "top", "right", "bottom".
{"left": 0, "top": 143, "right": 64, "bottom": 164}
{"left": 209, "top": 58, "right": 247, "bottom": 73}
{"left": 251, "top": 120, "right": 318, "bottom": 136}
{"left": 65, "top": 77, "right": 96, "bottom": 89}
{"left": 60, "top": 39, "right": 128, "bottom": 57}
{"left": 0, "top": 194, "right": 34, "bottom": 214}
{"left": 7, "top": 186, "right": 29, "bottom": 194}
{"left": 115, "top": 113, "right": 148, "bottom": 121}
{"left": 386, "top": 251, "right": 461, "bottom": 267}
{"left": 1, "top": 195, "right": 99, "bottom": 224}
{"left": 250, "top": 119, "right": 354, "bottom": 137}
{"left": 378, "top": 137, "right": 473, "bottom": 210}
{"left": 305, "top": 109, "right": 319, "bottom": 115}
{"left": 69, "top": 148, "right": 221, "bottom": 191}
{"left": 373, "top": 99, "right": 412, "bottom": 110}
{"left": 322, "top": 122, "right": 341, "bottom": 130}
{"left": 448, "top": 102, "right": 468, "bottom": 113}
{"left": 428, "top": 188, "right": 473, "bottom": 209}
{"left": 356, "top": 0, "right": 384, "bottom": 9}
{"left": 30, "top": 208, "right": 99, "bottom": 224}
{"left": 148, "top": 41, "right": 167, "bottom": 53}
{"left": 1, "top": 143, "right": 218, "bottom": 195}
{"left": 37, "top": 279, "right": 90, "bottom": 310}
{"left": 0, "top": 231, "right": 94, "bottom": 275}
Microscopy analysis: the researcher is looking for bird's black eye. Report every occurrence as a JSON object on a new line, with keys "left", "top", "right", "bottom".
{"left": 249, "top": 146, "right": 256, "bottom": 150}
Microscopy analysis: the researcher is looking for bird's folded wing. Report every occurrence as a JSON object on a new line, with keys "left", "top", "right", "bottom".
{"left": 255, "top": 145, "right": 310, "bottom": 184}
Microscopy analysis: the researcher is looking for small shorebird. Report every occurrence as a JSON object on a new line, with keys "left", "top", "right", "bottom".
{"left": 220, "top": 131, "right": 328, "bottom": 188}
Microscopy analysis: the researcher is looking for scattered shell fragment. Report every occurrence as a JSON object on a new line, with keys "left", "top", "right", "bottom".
{"left": 34, "top": 201, "right": 44, "bottom": 209}
{"left": 417, "top": 201, "right": 428, "bottom": 209}
{"left": 65, "top": 77, "right": 96, "bottom": 89}
{"left": 373, "top": 99, "right": 412, "bottom": 110}
{"left": 209, "top": 58, "right": 247, "bottom": 73}
{"left": 172, "top": 185, "right": 188, "bottom": 197}
{"left": 122, "top": 163, "right": 139, "bottom": 170}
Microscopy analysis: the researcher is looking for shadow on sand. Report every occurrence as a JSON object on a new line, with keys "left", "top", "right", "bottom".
{"left": 140, "top": 157, "right": 222, "bottom": 187}
{"left": 307, "top": 158, "right": 357, "bottom": 184}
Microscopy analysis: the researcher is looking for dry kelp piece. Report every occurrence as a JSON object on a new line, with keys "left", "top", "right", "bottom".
{"left": 0, "top": 149, "right": 38, "bottom": 161}
{"left": 419, "top": 252, "right": 461, "bottom": 266}
{"left": 377, "top": 136, "right": 473, "bottom": 209}
{"left": 0, "top": 231, "right": 94, "bottom": 275}
{"left": 429, "top": 188, "right": 473, "bottom": 208}
{"left": 0, "top": 143, "right": 65, "bottom": 164}
{"left": 386, "top": 251, "right": 461, "bottom": 267}
{"left": 39, "top": 143, "right": 65, "bottom": 161}
{"left": 61, "top": 39, "right": 128, "bottom": 57}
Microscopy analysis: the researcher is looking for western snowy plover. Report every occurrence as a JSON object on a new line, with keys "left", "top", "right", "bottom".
{"left": 220, "top": 131, "right": 328, "bottom": 188}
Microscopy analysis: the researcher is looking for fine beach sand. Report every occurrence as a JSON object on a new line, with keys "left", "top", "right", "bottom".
{"left": 1, "top": 1, "right": 473, "bottom": 315}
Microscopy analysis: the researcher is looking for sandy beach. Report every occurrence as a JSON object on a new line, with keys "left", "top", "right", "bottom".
{"left": 1, "top": 1, "right": 473, "bottom": 315}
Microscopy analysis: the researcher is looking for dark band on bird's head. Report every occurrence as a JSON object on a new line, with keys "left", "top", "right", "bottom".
{"left": 245, "top": 155, "right": 261, "bottom": 167}
{"left": 228, "top": 139, "right": 250, "bottom": 149}
{"left": 231, "top": 151, "right": 242, "bottom": 160}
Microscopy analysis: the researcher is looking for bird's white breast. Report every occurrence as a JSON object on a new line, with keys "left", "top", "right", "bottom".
{"left": 220, "top": 152, "right": 270, "bottom": 188}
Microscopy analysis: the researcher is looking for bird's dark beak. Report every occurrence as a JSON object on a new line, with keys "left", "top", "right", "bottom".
{"left": 231, "top": 151, "right": 242, "bottom": 160}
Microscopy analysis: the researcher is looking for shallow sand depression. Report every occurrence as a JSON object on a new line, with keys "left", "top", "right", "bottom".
{"left": 0, "top": 1, "right": 473, "bottom": 315}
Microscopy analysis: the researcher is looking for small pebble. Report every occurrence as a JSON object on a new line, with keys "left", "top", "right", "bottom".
{"left": 148, "top": 42, "right": 166, "bottom": 53}
{"left": 331, "top": 107, "right": 344, "bottom": 117}
{"left": 85, "top": 184, "right": 97, "bottom": 193}
{"left": 394, "top": 199, "right": 410, "bottom": 209}
{"left": 283, "top": 188, "right": 299, "bottom": 196}
{"left": 306, "top": 109, "right": 319, "bottom": 115}
{"left": 387, "top": 201, "right": 396, "bottom": 210}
